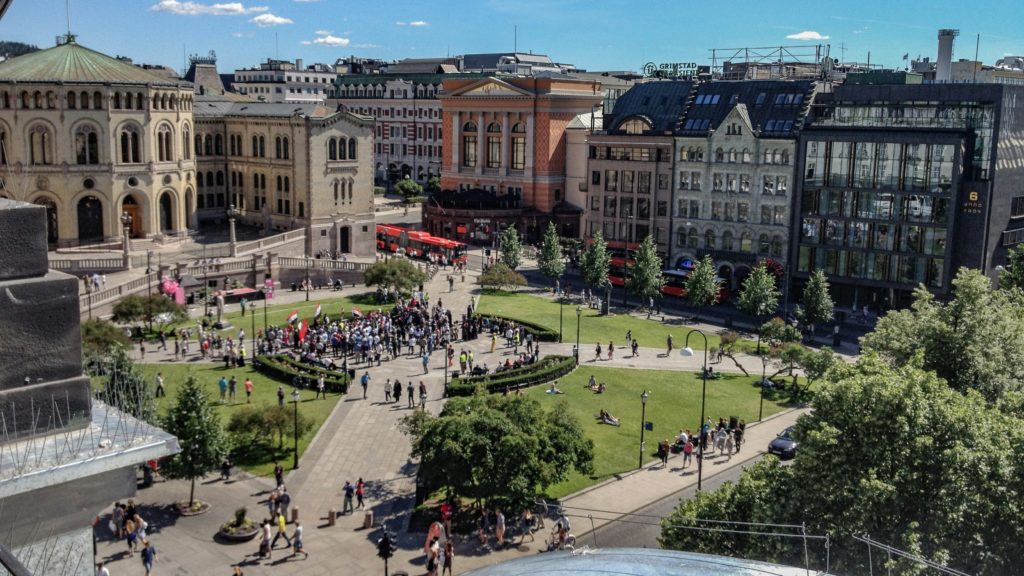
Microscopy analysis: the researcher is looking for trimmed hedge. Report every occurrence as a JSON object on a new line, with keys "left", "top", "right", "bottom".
{"left": 448, "top": 355, "right": 576, "bottom": 396}
{"left": 477, "top": 314, "right": 559, "bottom": 342}
{"left": 254, "top": 354, "right": 349, "bottom": 393}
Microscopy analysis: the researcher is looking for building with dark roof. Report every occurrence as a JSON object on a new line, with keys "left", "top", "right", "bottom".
{"left": 233, "top": 58, "right": 336, "bottom": 103}
{"left": 0, "top": 35, "right": 197, "bottom": 246}
{"left": 791, "top": 81, "right": 1024, "bottom": 310}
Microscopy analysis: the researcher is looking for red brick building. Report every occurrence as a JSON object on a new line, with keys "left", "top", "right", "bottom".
{"left": 423, "top": 76, "right": 602, "bottom": 244}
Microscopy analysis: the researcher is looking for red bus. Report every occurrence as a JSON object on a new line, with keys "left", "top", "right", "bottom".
{"left": 375, "top": 224, "right": 468, "bottom": 265}
{"left": 660, "top": 268, "right": 730, "bottom": 302}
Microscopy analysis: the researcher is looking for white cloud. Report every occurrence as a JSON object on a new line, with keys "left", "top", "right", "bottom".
{"left": 786, "top": 30, "right": 829, "bottom": 41}
{"left": 250, "top": 12, "right": 293, "bottom": 26}
{"left": 351, "top": 43, "right": 381, "bottom": 49}
{"left": 395, "top": 20, "right": 429, "bottom": 26}
{"left": 303, "top": 31, "right": 350, "bottom": 46}
{"left": 150, "top": 0, "right": 268, "bottom": 15}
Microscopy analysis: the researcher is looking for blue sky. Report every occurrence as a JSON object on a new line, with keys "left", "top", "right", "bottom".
{"left": 3, "top": 0, "right": 1024, "bottom": 75}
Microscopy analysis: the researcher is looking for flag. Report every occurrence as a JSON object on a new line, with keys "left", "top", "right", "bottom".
{"left": 314, "top": 303, "right": 322, "bottom": 318}
{"left": 286, "top": 310, "right": 299, "bottom": 324}
{"left": 351, "top": 307, "right": 363, "bottom": 318}
{"left": 298, "top": 320, "right": 309, "bottom": 343}
{"left": 902, "top": 53, "right": 909, "bottom": 60}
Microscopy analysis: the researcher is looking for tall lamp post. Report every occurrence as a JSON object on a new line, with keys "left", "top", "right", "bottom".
{"left": 759, "top": 355, "right": 769, "bottom": 422}
{"left": 305, "top": 257, "right": 312, "bottom": 302}
{"left": 558, "top": 292, "right": 564, "bottom": 343}
{"left": 119, "top": 212, "right": 132, "bottom": 268}
{"left": 575, "top": 306, "right": 582, "bottom": 365}
{"left": 638, "top": 390, "right": 649, "bottom": 469}
{"left": 443, "top": 344, "right": 450, "bottom": 397}
{"left": 226, "top": 204, "right": 240, "bottom": 257}
{"left": 291, "top": 388, "right": 301, "bottom": 469}
{"left": 146, "top": 250, "right": 154, "bottom": 294}
{"left": 681, "top": 328, "right": 709, "bottom": 491}
{"left": 262, "top": 286, "right": 269, "bottom": 333}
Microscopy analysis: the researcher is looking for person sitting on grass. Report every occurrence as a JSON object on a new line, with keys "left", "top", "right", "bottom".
{"left": 586, "top": 378, "right": 606, "bottom": 393}
{"left": 546, "top": 381, "right": 563, "bottom": 394}
{"left": 598, "top": 409, "right": 620, "bottom": 426}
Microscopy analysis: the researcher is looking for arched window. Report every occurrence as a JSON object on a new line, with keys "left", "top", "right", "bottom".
{"left": 728, "top": 148, "right": 737, "bottom": 163}
{"left": 763, "top": 148, "right": 772, "bottom": 164}
{"left": 781, "top": 150, "right": 790, "bottom": 165}
{"left": 462, "top": 121, "right": 477, "bottom": 168}
{"left": 333, "top": 180, "right": 339, "bottom": 205}
{"left": 214, "top": 134, "right": 223, "bottom": 155}
{"left": 0, "top": 129, "right": 7, "bottom": 165}
{"left": 773, "top": 150, "right": 782, "bottom": 164}
{"left": 705, "top": 229, "right": 716, "bottom": 249}
{"left": 714, "top": 147, "right": 724, "bottom": 162}
{"left": 157, "top": 125, "right": 173, "bottom": 162}
{"left": 694, "top": 147, "right": 704, "bottom": 161}
{"left": 46, "top": 91, "right": 55, "bottom": 109}
{"left": 135, "top": 93, "right": 143, "bottom": 110}
{"left": 722, "top": 231, "right": 734, "bottom": 251}
{"left": 93, "top": 92, "right": 103, "bottom": 110}
{"left": 204, "top": 135, "right": 213, "bottom": 156}
{"left": 619, "top": 117, "right": 651, "bottom": 134}
{"left": 253, "top": 173, "right": 259, "bottom": 190}
{"left": 275, "top": 136, "right": 283, "bottom": 159}
{"left": 123, "top": 92, "right": 132, "bottom": 110}
{"left": 259, "top": 136, "right": 265, "bottom": 158}
{"left": 28, "top": 125, "right": 53, "bottom": 165}
{"left": 75, "top": 124, "right": 99, "bottom": 165}
{"left": 33, "top": 91, "right": 43, "bottom": 109}
{"left": 348, "top": 138, "right": 356, "bottom": 160}
{"left": 283, "top": 137, "right": 290, "bottom": 159}
{"left": 740, "top": 231, "right": 753, "bottom": 252}
{"left": 194, "top": 134, "right": 202, "bottom": 157}
{"left": 328, "top": 138, "right": 337, "bottom": 160}
{"left": 67, "top": 91, "right": 77, "bottom": 109}
{"left": 758, "top": 233, "right": 770, "bottom": 254}
{"left": 276, "top": 175, "right": 282, "bottom": 192}
{"left": 511, "top": 122, "right": 525, "bottom": 170}
{"left": 742, "top": 148, "right": 751, "bottom": 163}
{"left": 216, "top": 171, "right": 224, "bottom": 186}
{"left": 183, "top": 126, "right": 191, "bottom": 160}
{"left": 485, "top": 122, "right": 502, "bottom": 169}
{"left": 284, "top": 176, "right": 290, "bottom": 193}
{"left": 687, "top": 227, "right": 699, "bottom": 249}
{"left": 339, "top": 137, "right": 348, "bottom": 160}
{"left": 20, "top": 91, "right": 28, "bottom": 109}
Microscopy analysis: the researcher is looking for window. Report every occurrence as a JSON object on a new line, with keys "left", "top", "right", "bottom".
{"left": 722, "top": 231, "right": 734, "bottom": 250}
{"left": 739, "top": 174, "right": 751, "bottom": 193}
{"left": 462, "top": 121, "right": 477, "bottom": 168}
{"left": 349, "top": 138, "right": 356, "bottom": 160}
{"left": 1012, "top": 196, "right": 1024, "bottom": 218}
{"left": 638, "top": 172, "right": 651, "bottom": 194}
{"left": 705, "top": 229, "right": 716, "bottom": 249}
{"left": 773, "top": 206, "right": 786, "bottom": 226}
{"left": 183, "top": 127, "right": 191, "bottom": 159}
{"left": 74, "top": 125, "right": 99, "bottom": 165}
{"left": 658, "top": 173, "right": 669, "bottom": 190}
{"left": 711, "top": 201, "right": 722, "bottom": 220}
{"left": 157, "top": 125, "right": 173, "bottom": 162}
{"left": 763, "top": 175, "right": 776, "bottom": 195}
{"left": 759, "top": 233, "right": 771, "bottom": 254}
{"left": 119, "top": 126, "right": 141, "bottom": 163}
{"left": 715, "top": 148, "right": 724, "bottom": 162}
{"left": 486, "top": 122, "right": 501, "bottom": 168}
{"left": 604, "top": 195, "right": 617, "bottom": 218}
{"left": 622, "top": 171, "right": 635, "bottom": 193}
{"left": 713, "top": 173, "right": 723, "bottom": 192}
{"left": 738, "top": 202, "right": 749, "bottom": 222}
{"left": 657, "top": 200, "right": 667, "bottom": 217}
{"left": 511, "top": 123, "right": 526, "bottom": 170}
{"left": 761, "top": 205, "right": 772, "bottom": 224}
{"left": 691, "top": 172, "right": 702, "bottom": 190}
{"left": 604, "top": 170, "right": 618, "bottom": 192}
{"left": 329, "top": 138, "right": 337, "bottom": 160}
{"left": 690, "top": 200, "right": 701, "bottom": 219}
{"left": 591, "top": 171, "right": 601, "bottom": 186}
{"left": 740, "top": 232, "right": 753, "bottom": 252}
{"left": 776, "top": 175, "right": 788, "bottom": 195}
{"left": 214, "top": 134, "right": 223, "bottom": 155}
{"left": 688, "top": 228, "right": 699, "bottom": 248}
{"left": 619, "top": 117, "right": 651, "bottom": 134}
{"left": 724, "top": 202, "right": 735, "bottom": 221}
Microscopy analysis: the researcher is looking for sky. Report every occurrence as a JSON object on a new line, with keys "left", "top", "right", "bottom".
{"left": 3, "top": 0, "right": 1024, "bottom": 75}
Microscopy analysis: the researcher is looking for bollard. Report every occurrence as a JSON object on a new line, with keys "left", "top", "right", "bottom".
{"left": 327, "top": 509, "right": 336, "bottom": 526}
{"left": 291, "top": 506, "right": 299, "bottom": 524}
{"left": 363, "top": 510, "right": 374, "bottom": 529}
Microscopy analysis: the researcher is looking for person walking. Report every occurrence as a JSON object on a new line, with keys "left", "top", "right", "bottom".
{"left": 607, "top": 340, "right": 614, "bottom": 361}
{"left": 594, "top": 342, "right": 602, "bottom": 362}
{"left": 277, "top": 385, "right": 285, "bottom": 407}
{"left": 244, "top": 378, "right": 254, "bottom": 403}
{"left": 441, "top": 538, "right": 454, "bottom": 576}
{"left": 342, "top": 481, "right": 355, "bottom": 514}
{"left": 271, "top": 511, "right": 291, "bottom": 549}
{"left": 407, "top": 381, "right": 415, "bottom": 409}
{"left": 384, "top": 378, "right": 392, "bottom": 402}
{"left": 228, "top": 376, "right": 238, "bottom": 403}
{"left": 96, "top": 561, "right": 110, "bottom": 576}
{"left": 360, "top": 371, "right": 370, "bottom": 399}
{"left": 355, "top": 478, "right": 365, "bottom": 510}
{"left": 155, "top": 372, "right": 165, "bottom": 398}
{"left": 666, "top": 334, "right": 673, "bottom": 355}
{"left": 393, "top": 380, "right": 402, "bottom": 404}
{"left": 273, "top": 461, "right": 284, "bottom": 488}
{"left": 495, "top": 509, "right": 506, "bottom": 547}
{"left": 631, "top": 339, "right": 639, "bottom": 357}
{"left": 291, "top": 521, "right": 308, "bottom": 559}
{"left": 422, "top": 352, "right": 430, "bottom": 374}
{"left": 140, "top": 539, "right": 157, "bottom": 575}
{"left": 317, "top": 374, "right": 326, "bottom": 399}
{"left": 682, "top": 438, "right": 693, "bottom": 468}
{"left": 419, "top": 381, "right": 428, "bottom": 410}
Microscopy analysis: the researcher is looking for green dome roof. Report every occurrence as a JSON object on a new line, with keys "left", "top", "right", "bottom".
{"left": 0, "top": 39, "right": 184, "bottom": 86}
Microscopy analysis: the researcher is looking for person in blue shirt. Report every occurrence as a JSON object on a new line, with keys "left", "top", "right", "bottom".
{"left": 140, "top": 539, "right": 157, "bottom": 575}
{"left": 217, "top": 376, "right": 228, "bottom": 403}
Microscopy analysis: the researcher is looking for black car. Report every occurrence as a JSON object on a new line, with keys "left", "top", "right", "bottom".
{"left": 767, "top": 426, "right": 798, "bottom": 459}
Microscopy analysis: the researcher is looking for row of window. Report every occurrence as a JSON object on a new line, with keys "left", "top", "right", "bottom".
{"left": 804, "top": 141, "right": 955, "bottom": 192}
{"left": 345, "top": 104, "right": 441, "bottom": 119}
{"left": 376, "top": 142, "right": 442, "bottom": 158}
{"left": 677, "top": 227, "right": 785, "bottom": 257}
{"left": 335, "top": 85, "right": 441, "bottom": 99}
{"left": 461, "top": 121, "right": 527, "bottom": 169}
{"left": 590, "top": 196, "right": 669, "bottom": 218}
{"left": 800, "top": 189, "right": 949, "bottom": 224}
{"left": 0, "top": 90, "right": 192, "bottom": 112}
{"left": 195, "top": 134, "right": 297, "bottom": 160}
{"left": 800, "top": 219, "right": 947, "bottom": 256}
{"left": 590, "top": 146, "right": 669, "bottom": 162}
{"left": 676, "top": 197, "right": 787, "bottom": 227}
{"left": 796, "top": 248, "right": 944, "bottom": 288}
{"left": 596, "top": 170, "right": 669, "bottom": 193}
{"left": 377, "top": 123, "right": 442, "bottom": 141}
{"left": 327, "top": 137, "right": 357, "bottom": 161}
{"left": 1, "top": 123, "right": 191, "bottom": 166}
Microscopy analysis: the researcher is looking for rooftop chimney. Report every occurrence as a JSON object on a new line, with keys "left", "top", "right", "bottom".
{"left": 936, "top": 29, "right": 959, "bottom": 82}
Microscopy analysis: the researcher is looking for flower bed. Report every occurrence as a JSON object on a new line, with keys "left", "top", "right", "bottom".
{"left": 218, "top": 507, "right": 259, "bottom": 542}
{"left": 477, "top": 314, "right": 559, "bottom": 342}
{"left": 448, "top": 355, "right": 576, "bottom": 396}
{"left": 254, "top": 354, "right": 349, "bottom": 393}
{"left": 176, "top": 500, "right": 211, "bottom": 516}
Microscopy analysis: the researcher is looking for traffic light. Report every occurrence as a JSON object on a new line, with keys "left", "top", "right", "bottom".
{"left": 376, "top": 530, "right": 397, "bottom": 560}
{"left": 485, "top": 248, "right": 492, "bottom": 257}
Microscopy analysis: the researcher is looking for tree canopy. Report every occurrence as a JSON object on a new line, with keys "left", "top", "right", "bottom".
{"left": 499, "top": 226, "right": 522, "bottom": 271}
{"left": 426, "top": 175, "right": 441, "bottom": 194}
{"left": 737, "top": 263, "right": 780, "bottom": 319}
{"left": 394, "top": 177, "right": 424, "bottom": 199}
{"left": 81, "top": 318, "right": 131, "bottom": 360}
{"left": 95, "top": 347, "right": 157, "bottom": 424}
{"left": 685, "top": 255, "right": 720, "bottom": 317}
{"left": 579, "top": 231, "right": 611, "bottom": 290}
{"left": 402, "top": 393, "right": 593, "bottom": 511}
{"left": 661, "top": 354, "right": 1024, "bottom": 574}
{"left": 364, "top": 258, "right": 427, "bottom": 295}
{"left": 478, "top": 262, "right": 527, "bottom": 291}
{"left": 111, "top": 294, "right": 187, "bottom": 331}
{"left": 626, "top": 235, "right": 665, "bottom": 303}
{"left": 998, "top": 243, "right": 1024, "bottom": 291}
{"left": 161, "top": 374, "right": 228, "bottom": 507}
{"left": 799, "top": 269, "right": 834, "bottom": 331}
{"left": 537, "top": 222, "right": 565, "bottom": 286}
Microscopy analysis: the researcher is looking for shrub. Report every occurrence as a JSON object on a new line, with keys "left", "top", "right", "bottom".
{"left": 447, "top": 355, "right": 576, "bottom": 396}
{"left": 254, "top": 355, "right": 349, "bottom": 393}
{"left": 476, "top": 314, "right": 559, "bottom": 342}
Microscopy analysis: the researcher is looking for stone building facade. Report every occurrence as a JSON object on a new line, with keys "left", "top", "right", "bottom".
{"left": 0, "top": 37, "right": 196, "bottom": 246}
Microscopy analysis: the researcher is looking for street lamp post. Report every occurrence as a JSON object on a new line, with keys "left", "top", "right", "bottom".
{"left": 558, "top": 293, "right": 564, "bottom": 343}
{"left": 638, "top": 390, "right": 649, "bottom": 469}
{"left": 759, "top": 355, "right": 769, "bottom": 422}
{"left": 263, "top": 286, "right": 269, "bottom": 333}
{"left": 291, "top": 389, "right": 301, "bottom": 469}
{"left": 305, "top": 257, "right": 311, "bottom": 302}
{"left": 146, "top": 250, "right": 154, "bottom": 295}
{"left": 443, "top": 344, "right": 450, "bottom": 397}
{"left": 119, "top": 212, "right": 132, "bottom": 268}
{"left": 227, "top": 204, "right": 240, "bottom": 257}
{"left": 202, "top": 243, "right": 210, "bottom": 318}
{"left": 681, "top": 328, "right": 709, "bottom": 491}
{"left": 575, "top": 306, "right": 582, "bottom": 365}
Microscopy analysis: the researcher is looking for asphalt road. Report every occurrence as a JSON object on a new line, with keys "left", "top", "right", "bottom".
{"left": 573, "top": 453, "right": 766, "bottom": 549}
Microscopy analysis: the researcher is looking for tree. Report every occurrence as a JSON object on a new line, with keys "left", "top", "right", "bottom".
{"left": 402, "top": 394, "right": 593, "bottom": 511}
{"left": 499, "top": 225, "right": 522, "bottom": 271}
{"left": 738, "top": 264, "right": 781, "bottom": 353}
{"left": 626, "top": 235, "right": 665, "bottom": 314}
{"left": 478, "top": 262, "right": 527, "bottom": 291}
{"left": 426, "top": 175, "right": 441, "bottom": 194}
{"left": 998, "top": 243, "right": 1024, "bottom": 291}
{"left": 862, "top": 268, "right": 1024, "bottom": 402}
{"left": 81, "top": 318, "right": 131, "bottom": 359}
{"left": 161, "top": 375, "right": 228, "bottom": 508}
{"left": 394, "top": 177, "right": 423, "bottom": 200}
{"left": 685, "top": 255, "right": 721, "bottom": 320}
{"left": 364, "top": 258, "right": 427, "bottom": 295}
{"left": 95, "top": 347, "right": 157, "bottom": 424}
{"left": 537, "top": 222, "right": 565, "bottom": 288}
{"left": 660, "top": 355, "right": 1024, "bottom": 574}
{"left": 579, "top": 231, "right": 610, "bottom": 290}
{"left": 759, "top": 317, "right": 800, "bottom": 349}
{"left": 111, "top": 294, "right": 187, "bottom": 332}
{"left": 799, "top": 269, "right": 833, "bottom": 334}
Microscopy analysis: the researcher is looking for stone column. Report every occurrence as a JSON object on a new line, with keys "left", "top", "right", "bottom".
{"left": 501, "top": 113, "right": 510, "bottom": 177}
{"left": 451, "top": 111, "right": 460, "bottom": 170}
{"left": 476, "top": 112, "right": 485, "bottom": 176}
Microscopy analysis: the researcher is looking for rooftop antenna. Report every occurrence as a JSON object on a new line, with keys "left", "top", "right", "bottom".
{"left": 973, "top": 33, "right": 980, "bottom": 83}
{"left": 514, "top": 24, "right": 517, "bottom": 54}
{"left": 275, "top": 31, "right": 279, "bottom": 59}
{"left": 65, "top": 0, "right": 71, "bottom": 37}
{"left": 839, "top": 42, "right": 846, "bottom": 65}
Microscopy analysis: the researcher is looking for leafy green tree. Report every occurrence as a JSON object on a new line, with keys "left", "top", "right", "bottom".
{"left": 161, "top": 375, "right": 228, "bottom": 508}
{"left": 262, "top": 404, "right": 314, "bottom": 453}
{"left": 426, "top": 175, "right": 441, "bottom": 194}
{"left": 800, "top": 269, "right": 834, "bottom": 334}
{"left": 626, "top": 235, "right": 665, "bottom": 313}
{"left": 111, "top": 294, "right": 187, "bottom": 332}
{"left": 402, "top": 394, "right": 593, "bottom": 511}
{"left": 499, "top": 225, "right": 522, "bottom": 271}
{"left": 364, "top": 258, "right": 427, "bottom": 295}
{"left": 661, "top": 355, "right": 1024, "bottom": 574}
{"left": 478, "top": 262, "right": 527, "bottom": 291}
{"left": 81, "top": 318, "right": 131, "bottom": 359}
{"left": 394, "top": 177, "right": 424, "bottom": 199}
{"left": 685, "top": 255, "right": 721, "bottom": 320}
{"left": 998, "top": 244, "right": 1024, "bottom": 291}
{"left": 738, "top": 264, "right": 781, "bottom": 352}
{"left": 862, "top": 268, "right": 1024, "bottom": 402}
{"left": 759, "top": 317, "right": 800, "bottom": 349}
{"left": 95, "top": 347, "right": 157, "bottom": 424}
{"left": 537, "top": 222, "right": 565, "bottom": 288}
{"left": 579, "top": 231, "right": 610, "bottom": 290}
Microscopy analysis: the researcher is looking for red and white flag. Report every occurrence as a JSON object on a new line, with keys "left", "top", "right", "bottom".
{"left": 314, "top": 303, "right": 322, "bottom": 318}
{"left": 286, "top": 310, "right": 299, "bottom": 324}
{"left": 298, "top": 320, "right": 309, "bottom": 343}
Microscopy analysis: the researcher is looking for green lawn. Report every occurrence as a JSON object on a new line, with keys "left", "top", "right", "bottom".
{"left": 134, "top": 362, "right": 341, "bottom": 477}
{"left": 526, "top": 366, "right": 790, "bottom": 498}
{"left": 477, "top": 291, "right": 756, "bottom": 353}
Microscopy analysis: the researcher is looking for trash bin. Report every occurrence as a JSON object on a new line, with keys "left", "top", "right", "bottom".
{"left": 291, "top": 282, "right": 297, "bottom": 291}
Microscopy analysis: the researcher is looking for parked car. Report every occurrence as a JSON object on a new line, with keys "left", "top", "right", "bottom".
{"left": 767, "top": 426, "right": 798, "bottom": 460}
